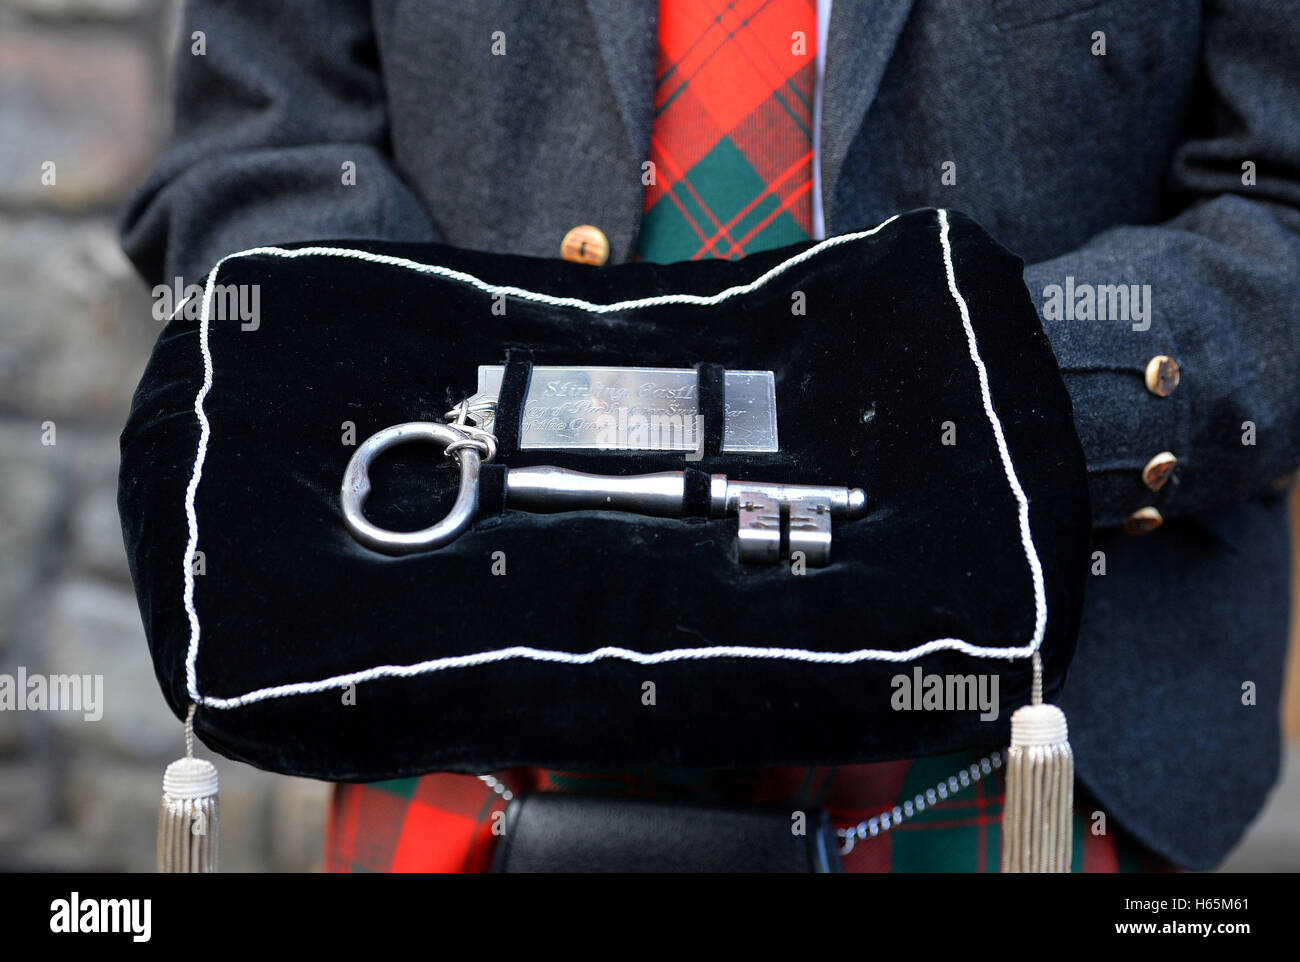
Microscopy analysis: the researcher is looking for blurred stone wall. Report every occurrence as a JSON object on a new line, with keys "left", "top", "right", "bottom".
{"left": 0, "top": 0, "right": 328, "bottom": 872}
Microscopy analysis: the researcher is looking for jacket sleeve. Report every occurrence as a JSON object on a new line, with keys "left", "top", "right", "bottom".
{"left": 1024, "top": 0, "right": 1300, "bottom": 529}
{"left": 120, "top": 0, "right": 438, "bottom": 287}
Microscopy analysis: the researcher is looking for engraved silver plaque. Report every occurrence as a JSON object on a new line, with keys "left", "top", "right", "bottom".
{"left": 464, "top": 366, "right": 778, "bottom": 452}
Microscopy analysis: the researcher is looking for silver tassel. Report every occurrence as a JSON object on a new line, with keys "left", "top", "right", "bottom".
{"left": 1000, "top": 652, "right": 1073, "bottom": 873}
{"left": 157, "top": 704, "right": 219, "bottom": 873}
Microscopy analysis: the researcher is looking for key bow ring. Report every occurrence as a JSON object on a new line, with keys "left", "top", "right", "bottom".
{"left": 441, "top": 401, "right": 498, "bottom": 465}
{"left": 340, "top": 418, "right": 492, "bottom": 555}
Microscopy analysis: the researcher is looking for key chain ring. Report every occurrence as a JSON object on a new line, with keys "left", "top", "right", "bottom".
{"left": 443, "top": 426, "right": 497, "bottom": 465}
{"left": 340, "top": 421, "right": 482, "bottom": 555}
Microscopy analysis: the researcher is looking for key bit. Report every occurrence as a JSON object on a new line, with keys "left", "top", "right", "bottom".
{"left": 788, "top": 497, "right": 833, "bottom": 567}
{"left": 736, "top": 492, "right": 782, "bottom": 564}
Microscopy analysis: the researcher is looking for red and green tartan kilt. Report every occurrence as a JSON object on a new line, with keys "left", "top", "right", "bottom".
{"left": 325, "top": 751, "right": 1176, "bottom": 873}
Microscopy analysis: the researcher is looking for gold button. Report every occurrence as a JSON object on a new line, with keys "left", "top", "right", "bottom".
{"left": 1141, "top": 451, "right": 1177, "bottom": 491}
{"left": 1144, "top": 355, "right": 1180, "bottom": 397}
{"left": 561, "top": 225, "right": 609, "bottom": 266}
{"left": 1124, "top": 506, "right": 1163, "bottom": 535}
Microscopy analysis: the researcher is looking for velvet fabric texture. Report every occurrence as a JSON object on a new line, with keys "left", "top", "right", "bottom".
{"left": 118, "top": 208, "right": 1090, "bottom": 781}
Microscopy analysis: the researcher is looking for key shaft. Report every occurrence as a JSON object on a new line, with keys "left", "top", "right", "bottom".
{"left": 504, "top": 466, "right": 687, "bottom": 517}
{"left": 504, "top": 466, "right": 866, "bottom": 519}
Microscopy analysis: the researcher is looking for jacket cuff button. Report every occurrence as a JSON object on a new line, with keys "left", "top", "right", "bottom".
{"left": 1124, "top": 506, "right": 1164, "bottom": 535}
{"left": 1142, "top": 451, "right": 1177, "bottom": 491}
{"left": 1144, "top": 355, "right": 1180, "bottom": 397}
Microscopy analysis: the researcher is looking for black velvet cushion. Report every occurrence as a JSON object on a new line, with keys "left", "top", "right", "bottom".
{"left": 118, "top": 208, "right": 1090, "bottom": 781}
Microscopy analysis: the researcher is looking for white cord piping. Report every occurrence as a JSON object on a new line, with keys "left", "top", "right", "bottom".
{"left": 198, "top": 640, "right": 1037, "bottom": 709}
{"left": 937, "top": 209, "right": 1048, "bottom": 655}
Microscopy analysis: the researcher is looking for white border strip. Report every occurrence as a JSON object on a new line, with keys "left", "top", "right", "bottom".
{"left": 937, "top": 209, "right": 1048, "bottom": 654}
{"left": 182, "top": 210, "right": 1046, "bottom": 709}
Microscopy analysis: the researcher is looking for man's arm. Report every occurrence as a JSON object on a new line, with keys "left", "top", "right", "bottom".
{"left": 120, "top": 0, "right": 437, "bottom": 287}
{"left": 1027, "top": 0, "right": 1300, "bottom": 528}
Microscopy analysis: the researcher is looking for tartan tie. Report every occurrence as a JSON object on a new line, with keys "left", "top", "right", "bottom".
{"left": 637, "top": 0, "right": 817, "bottom": 262}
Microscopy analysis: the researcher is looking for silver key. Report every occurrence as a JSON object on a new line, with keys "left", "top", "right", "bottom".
{"left": 341, "top": 421, "right": 865, "bottom": 565}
